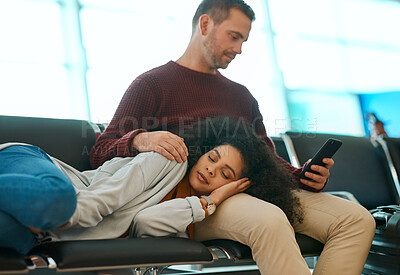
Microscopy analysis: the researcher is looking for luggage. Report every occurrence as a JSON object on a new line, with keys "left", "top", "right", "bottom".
{"left": 363, "top": 205, "right": 400, "bottom": 275}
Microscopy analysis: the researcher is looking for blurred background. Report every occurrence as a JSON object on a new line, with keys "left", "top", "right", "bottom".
{"left": 0, "top": 0, "right": 399, "bottom": 137}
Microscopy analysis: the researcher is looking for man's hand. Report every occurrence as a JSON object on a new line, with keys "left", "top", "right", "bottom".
{"left": 132, "top": 131, "right": 188, "bottom": 163}
{"left": 209, "top": 178, "right": 251, "bottom": 206}
{"left": 300, "top": 158, "right": 334, "bottom": 191}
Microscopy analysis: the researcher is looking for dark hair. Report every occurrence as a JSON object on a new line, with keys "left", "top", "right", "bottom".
{"left": 192, "top": 0, "right": 255, "bottom": 31}
{"left": 183, "top": 116, "right": 303, "bottom": 224}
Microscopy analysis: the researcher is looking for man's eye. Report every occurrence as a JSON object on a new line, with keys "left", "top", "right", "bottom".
{"left": 208, "top": 156, "right": 215, "bottom": 162}
{"left": 222, "top": 171, "right": 229, "bottom": 179}
{"left": 231, "top": 34, "right": 239, "bottom": 40}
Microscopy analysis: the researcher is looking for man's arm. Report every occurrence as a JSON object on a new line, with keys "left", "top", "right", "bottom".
{"left": 89, "top": 77, "right": 157, "bottom": 168}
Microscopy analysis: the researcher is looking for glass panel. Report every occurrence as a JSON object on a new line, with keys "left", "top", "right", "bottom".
{"left": 347, "top": 46, "right": 400, "bottom": 92}
{"left": 268, "top": 0, "right": 338, "bottom": 38}
{"left": 86, "top": 68, "right": 134, "bottom": 123}
{"left": 274, "top": 36, "right": 346, "bottom": 91}
{"left": 0, "top": 63, "right": 71, "bottom": 119}
{"left": 80, "top": 0, "right": 200, "bottom": 13}
{"left": 80, "top": 1, "right": 201, "bottom": 122}
{"left": 359, "top": 92, "right": 400, "bottom": 137}
{"left": 340, "top": 0, "right": 400, "bottom": 46}
{"left": 0, "top": 0, "right": 64, "bottom": 63}
{"left": 288, "top": 91, "right": 365, "bottom": 136}
{"left": 80, "top": 8, "right": 189, "bottom": 71}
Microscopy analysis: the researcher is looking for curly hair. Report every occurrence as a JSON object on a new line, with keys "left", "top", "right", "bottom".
{"left": 182, "top": 116, "right": 303, "bottom": 224}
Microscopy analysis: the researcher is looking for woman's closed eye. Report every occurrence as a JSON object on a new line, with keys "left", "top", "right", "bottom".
{"left": 208, "top": 150, "right": 219, "bottom": 162}
{"left": 221, "top": 170, "right": 229, "bottom": 179}
{"left": 208, "top": 154, "right": 229, "bottom": 179}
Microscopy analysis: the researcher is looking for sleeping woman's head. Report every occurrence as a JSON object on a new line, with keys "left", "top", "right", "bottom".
{"left": 183, "top": 116, "right": 304, "bottom": 224}
{"left": 188, "top": 143, "right": 245, "bottom": 196}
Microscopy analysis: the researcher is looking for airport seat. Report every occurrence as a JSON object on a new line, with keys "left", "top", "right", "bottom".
{"left": 0, "top": 116, "right": 323, "bottom": 274}
{"left": 281, "top": 131, "right": 400, "bottom": 209}
{"left": 271, "top": 136, "right": 291, "bottom": 163}
{"left": 0, "top": 115, "right": 99, "bottom": 171}
{"left": 376, "top": 137, "right": 400, "bottom": 199}
{"left": 0, "top": 248, "right": 27, "bottom": 274}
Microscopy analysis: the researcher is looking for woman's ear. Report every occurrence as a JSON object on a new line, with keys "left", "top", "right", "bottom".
{"left": 199, "top": 14, "right": 213, "bottom": 35}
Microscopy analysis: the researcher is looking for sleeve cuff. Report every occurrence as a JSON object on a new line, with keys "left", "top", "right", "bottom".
{"left": 116, "top": 129, "right": 147, "bottom": 156}
{"left": 186, "top": 196, "right": 206, "bottom": 223}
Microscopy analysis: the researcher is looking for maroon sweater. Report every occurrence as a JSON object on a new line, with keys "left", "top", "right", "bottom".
{"left": 90, "top": 61, "right": 317, "bottom": 191}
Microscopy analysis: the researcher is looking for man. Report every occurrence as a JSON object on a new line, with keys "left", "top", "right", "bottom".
{"left": 90, "top": 0, "right": 375, "bottom": 274}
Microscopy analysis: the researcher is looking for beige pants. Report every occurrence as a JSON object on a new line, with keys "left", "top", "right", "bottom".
{"left": 194, "top": 190, "right": 376, "bottom": 275}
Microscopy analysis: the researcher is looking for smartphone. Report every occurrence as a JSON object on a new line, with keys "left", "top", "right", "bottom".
{"left": 299, "top": 138, "right": 343, "bottom": 180}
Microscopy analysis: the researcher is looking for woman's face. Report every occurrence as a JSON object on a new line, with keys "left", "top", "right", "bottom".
{"left": 189, "top": 144, "right": 245, "bottom": 196}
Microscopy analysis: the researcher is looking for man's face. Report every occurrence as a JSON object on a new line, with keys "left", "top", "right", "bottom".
{"left": 202, "top": 8, "right": 252, "bottom": 70}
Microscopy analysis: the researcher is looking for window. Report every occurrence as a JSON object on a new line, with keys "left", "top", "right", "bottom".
{"left": 0, "top": 0, "right": 70, "bottom": 119}
{"left": 268, "top": 0, "right": 400, "bottom": 135}
{"left": 79, "top": 0, "right": 201, "bottom": 122}
{"left": 1, "top": 0, "right": 398, "bottom": 137}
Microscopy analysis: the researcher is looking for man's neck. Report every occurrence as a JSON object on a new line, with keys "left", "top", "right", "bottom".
{"left": 176, "top": 43, "right": 218, "bottom": 75}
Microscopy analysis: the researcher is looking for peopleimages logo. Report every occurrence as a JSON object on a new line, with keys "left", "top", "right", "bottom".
{"left": 83, "top": 115, "right": 320, "bottom": 139}
{"left": 104, "top": 116, "right": 263, "bottom": 138}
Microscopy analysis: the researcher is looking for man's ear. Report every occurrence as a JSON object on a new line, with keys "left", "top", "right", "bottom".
{"left": 199, "top": 14, "right": 213, "bottom": 35}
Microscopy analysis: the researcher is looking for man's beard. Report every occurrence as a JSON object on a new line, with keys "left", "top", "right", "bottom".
{"left": 203, "top": 30, "right": 230, "bottom": 70}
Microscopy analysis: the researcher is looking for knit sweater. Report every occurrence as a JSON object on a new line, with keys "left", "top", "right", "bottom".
{"left": 90, "top": 61, "right": 317, "bottom": 191}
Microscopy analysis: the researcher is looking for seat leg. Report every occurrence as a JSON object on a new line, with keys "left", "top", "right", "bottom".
{"left": 149, "top": 267, "right": 159, "bottom": 275}
{"left": 132, "top": 267, "right": 160, "bottom": 275}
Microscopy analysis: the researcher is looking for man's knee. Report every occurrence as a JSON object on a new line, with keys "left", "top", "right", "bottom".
{"left": 355, "top": 205, "right": 376, "bottom": 235}
{"left": 343, "top": 203, "right": 376, "bottom": 239}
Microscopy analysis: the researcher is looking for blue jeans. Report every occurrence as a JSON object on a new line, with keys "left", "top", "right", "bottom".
{"left": 0, "top": 145, "right": 77, "bottom": 254}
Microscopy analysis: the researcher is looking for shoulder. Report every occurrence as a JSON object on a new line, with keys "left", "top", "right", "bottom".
{"left": 217, "top": 73, "right": 257, "bottom": 102}
{"left": 136, "top": 62, "right": 176, "bottom": 83}
{"left": 96, "top": 152, "right": 187, "bottom": 185}
{"left": 136, "top": 151, "right": 186, "bottom": 169}
{"left": 133, "top": 152, "right": 188, "bottom": 180}
{"left": 122, "top": 62, "right": 175, "bottom": 100}
{"left": 218, "top": 72, "right": 252, "bottom": 92}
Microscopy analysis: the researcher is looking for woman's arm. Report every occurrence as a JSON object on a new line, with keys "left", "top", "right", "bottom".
{"left": 132, "top": 179, "right": 251, "bottom": 237}
{"left": 132, "top": 196, "right": 204, "bottom": 238}
{"left": 67, "top": 153, "right": 186, "bottom": 228}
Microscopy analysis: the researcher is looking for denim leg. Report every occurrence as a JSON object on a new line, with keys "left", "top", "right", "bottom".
{"left": 0, "top": 210, "right": 36, "bottom": 255}
{"left": 0, "top": 145, "right": 77, "bottom": 231}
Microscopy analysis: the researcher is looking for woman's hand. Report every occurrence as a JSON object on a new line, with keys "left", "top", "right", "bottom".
{"left": 209, "top": 178, "right": 251, "bottom": 206}
{"left": 29, "top": 226, "right": 43, "bottom": 234}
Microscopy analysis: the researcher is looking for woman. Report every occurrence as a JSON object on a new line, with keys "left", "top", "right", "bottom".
{"left": 0, "top": 117, "right": 302, "bottom": 254}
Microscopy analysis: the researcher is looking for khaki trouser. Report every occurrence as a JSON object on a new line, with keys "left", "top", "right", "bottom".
{"left": 194, "top": 190, "right": 376, "bottom": 275}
